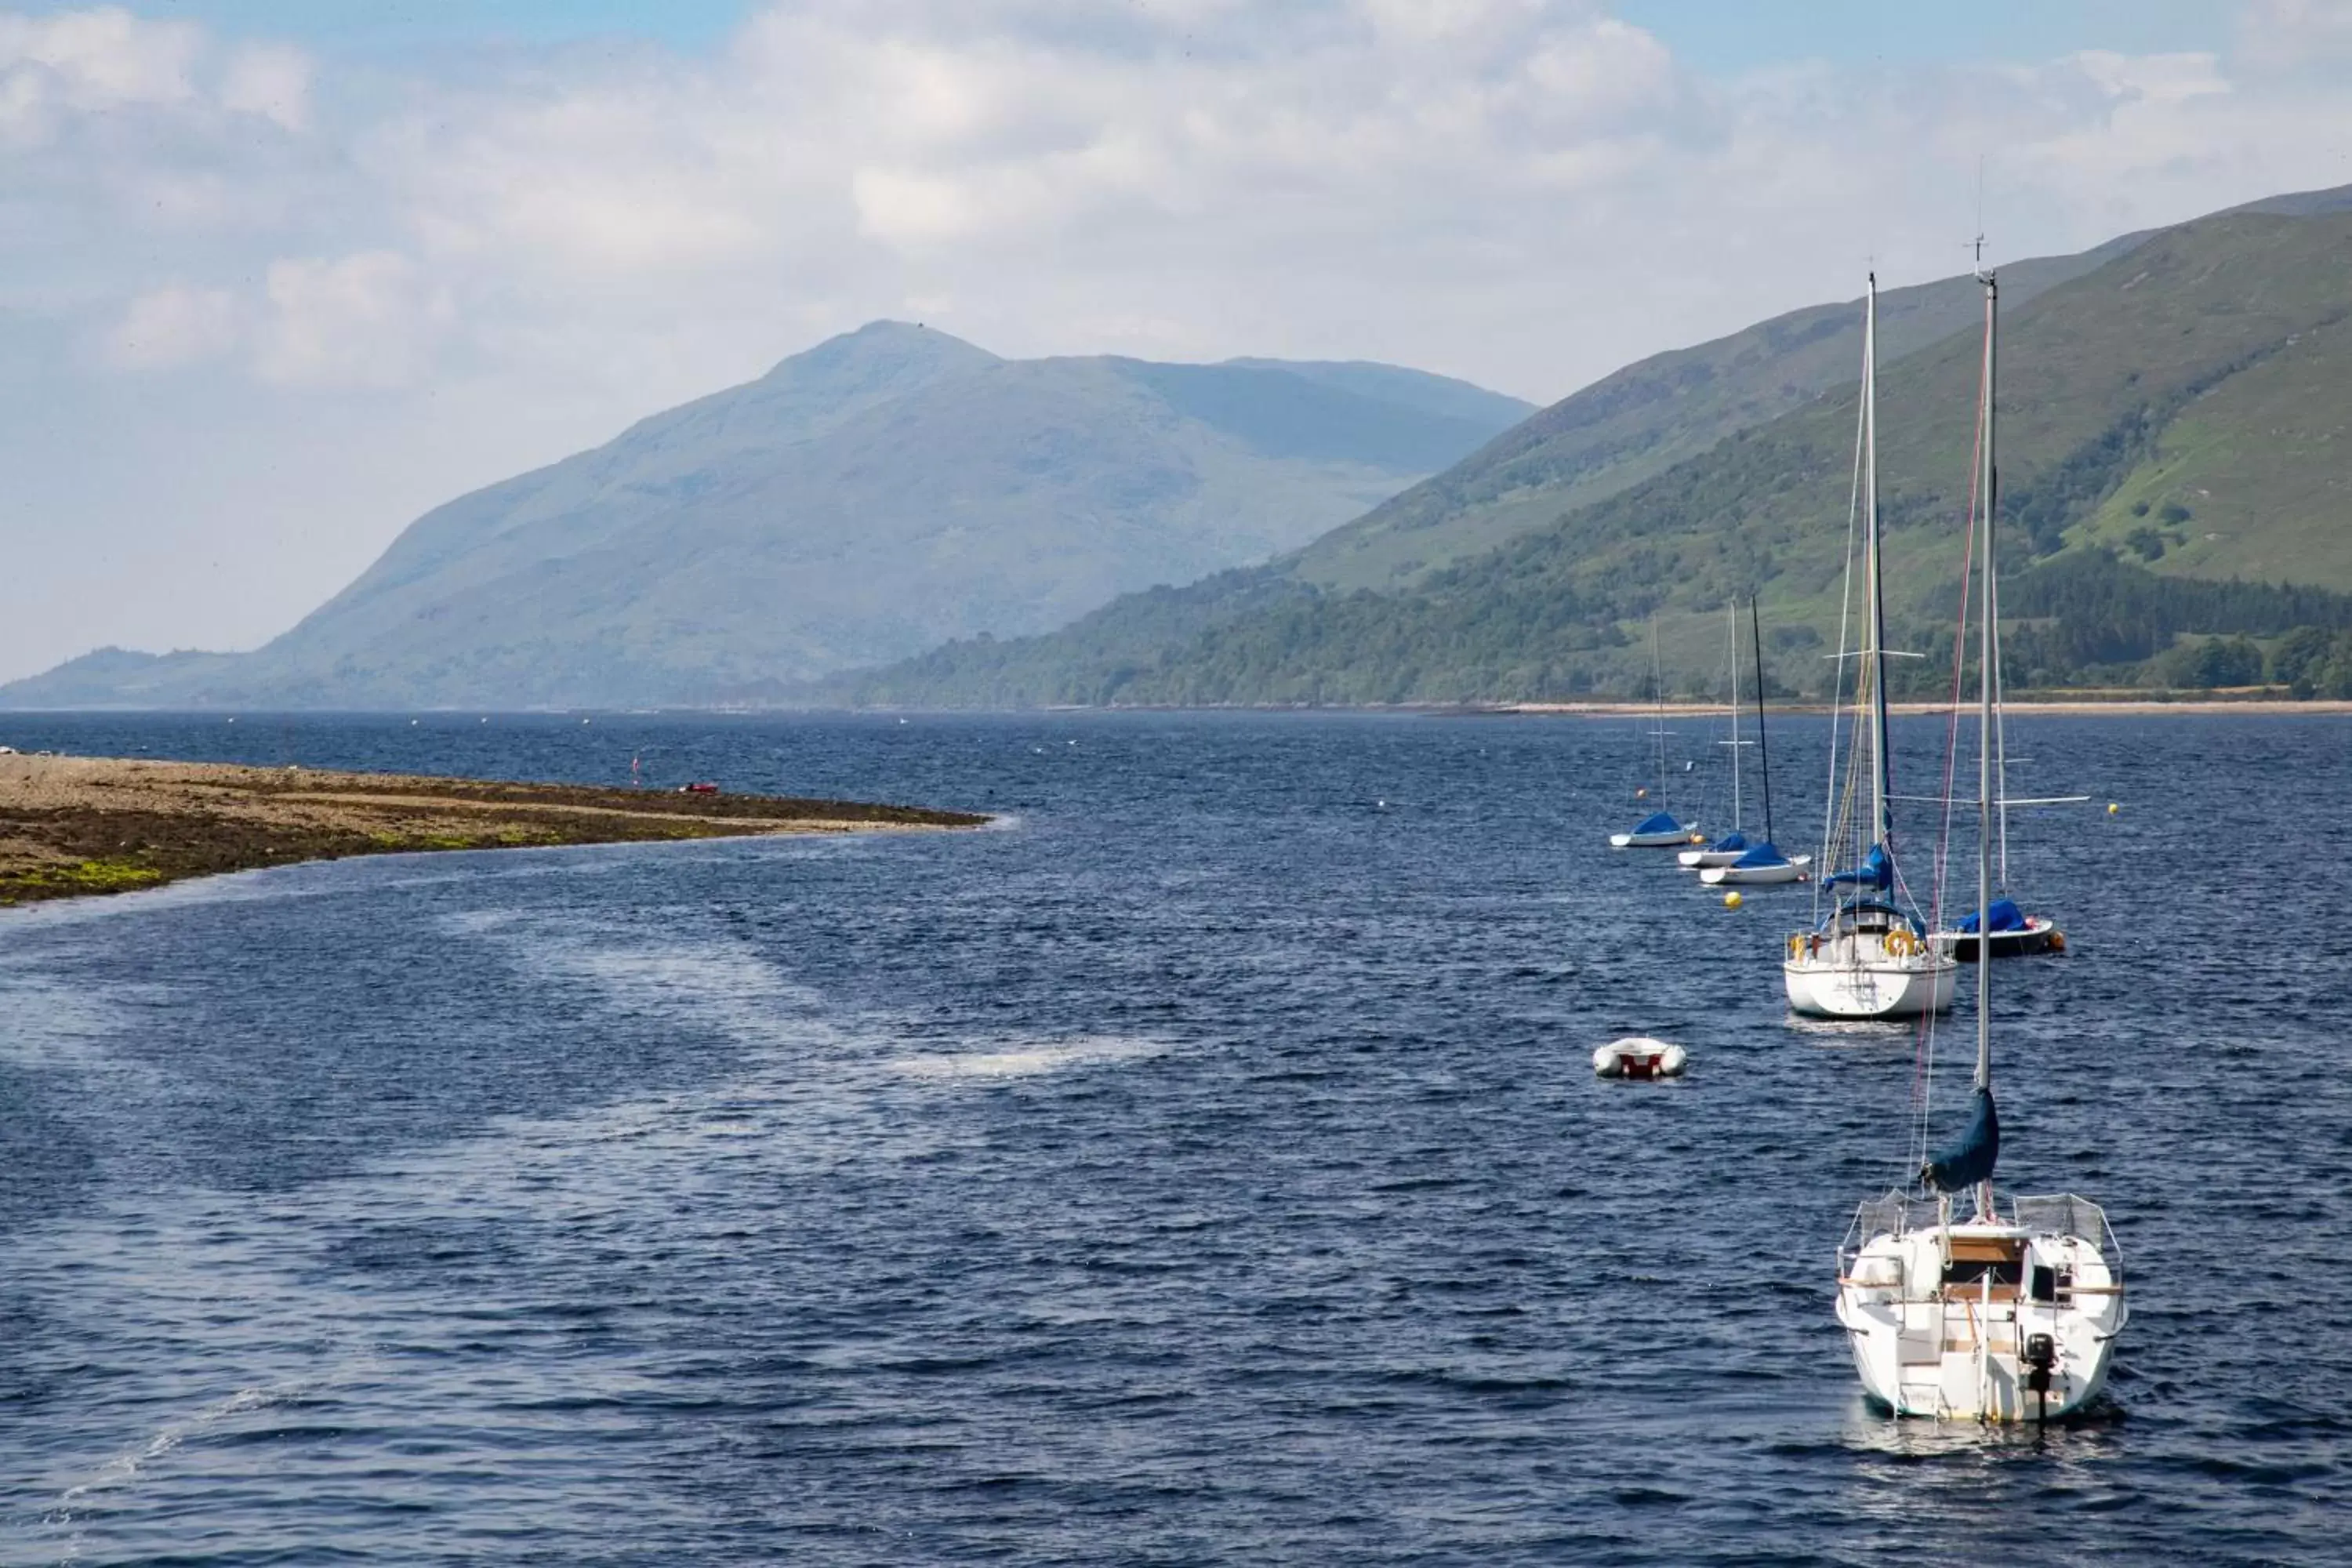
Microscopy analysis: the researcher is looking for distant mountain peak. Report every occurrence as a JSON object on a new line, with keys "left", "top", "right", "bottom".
{"left": 761, "top": 318, "right": 997, "bottom": 383}
{"left": 2, "top": 325, "right": 1526, "bottom": 709}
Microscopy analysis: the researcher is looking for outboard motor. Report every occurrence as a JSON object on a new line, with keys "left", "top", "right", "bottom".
{"left": 2023, "top": 1331, "right": 2057, "bottom": 1424}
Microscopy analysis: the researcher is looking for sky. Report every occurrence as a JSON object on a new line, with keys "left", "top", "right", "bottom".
{"left": 3, "top": 0, "right": 2350, "bottom": 682}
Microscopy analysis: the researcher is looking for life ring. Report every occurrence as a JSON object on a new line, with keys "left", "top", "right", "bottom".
{"left": 1788, "top": 934, "right": 1806, "bottom": 960}
{"left": 1883, "top": 927, "right": 1919, "bottom": 958}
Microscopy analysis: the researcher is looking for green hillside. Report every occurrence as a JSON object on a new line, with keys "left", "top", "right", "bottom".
{"left": 1287, "top": 236, "right": 2146, "bottom": 594}
{"left": 840, "top": 204, "right": 2352, "bottom": 707}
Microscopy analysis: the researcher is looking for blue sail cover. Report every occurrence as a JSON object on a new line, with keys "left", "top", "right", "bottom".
{"left": 1631, "top": 811, "right": 1682, "bottom": 834}
{"left": 1824, "top": 843, "right": 1892, "bottom": 892}
{"left": 1730, "top": 840, "right": 1790, "bottom": 868}
{"left": 1957, "top": 898, "right": 2027, "bottom": 935}
{"left": 1922, "top": 1087, "right": 2000, "bottom": 1192}
{"left": 1708, "top": 830, "right": 1751, "bottom": 854}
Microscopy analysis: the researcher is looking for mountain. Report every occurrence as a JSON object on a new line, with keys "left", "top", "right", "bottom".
{"left": 2, "top": 324, "right": 1532, "bottom": 709}
{"left": 838, "top": 190, "right": 2352, "bottom": 707}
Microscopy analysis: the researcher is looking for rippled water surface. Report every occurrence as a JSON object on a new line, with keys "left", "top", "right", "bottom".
{"left": 2, "top": 710, "right": 2347, "bottom": 1565}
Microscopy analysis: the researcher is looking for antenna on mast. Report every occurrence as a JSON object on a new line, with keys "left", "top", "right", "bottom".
{"left": 1971, "top": 156, "right": 1990, "bottom": 279}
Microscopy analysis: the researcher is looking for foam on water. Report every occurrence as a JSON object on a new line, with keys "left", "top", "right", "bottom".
{"left": 890, "top": 1033, "right": 1167, "bottom": 1080}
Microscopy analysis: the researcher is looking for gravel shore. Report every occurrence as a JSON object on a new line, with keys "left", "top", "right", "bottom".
{"left": 0, "top": 753, "right": 985, "bottom": 905}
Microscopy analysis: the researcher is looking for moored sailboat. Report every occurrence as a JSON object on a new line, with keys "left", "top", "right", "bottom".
{"left": 1682, "top": 604, "right": 1756, "bottom": 869}
{"left": 1835, "top": 264, "right": 2125, "bottom": 1421}
{"left": 1784, "top": 275, "right": 1955, "bottom": 1018}
{"left": 1700, "top": 597, "right": 1809, "bottom": 887}
{"left": 1927, "top": 285, "right": 2073, "bottom": 962}
{"left": 1610, "top": 619, "right": 1700, "bottom": 849}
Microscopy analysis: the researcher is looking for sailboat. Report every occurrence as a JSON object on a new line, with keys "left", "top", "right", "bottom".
{"left": 1783, "top": 274, "right": 1958, "bottom": 1019}
{"left": 1610, "top": 619, "right": 1701, "bottom": 849}
{"left": 1835, "top": 264, "right": 2125, "bottom": 1421}
{"left": 1700, "top": 597, "right": 1811, "bottom": 887}
{"left": 1681, "top": 604, "right": 1757, "bottom": 869}
{"left": 1929, "top": 460, "right": 2071, "bottom": 959}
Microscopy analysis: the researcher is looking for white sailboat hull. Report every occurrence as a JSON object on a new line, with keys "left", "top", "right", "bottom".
{"left": 1784, "top": 945, "right": 1956, "bottom": 1018}
{"left": 1700, "top": 855, "right": 1812, "bottom": 887}
{"left": 1611, "top": 826, "right": 1698, "bottom": 849}
{"left": 1837, "top": 1203, "right": 2125, "bottom": 1422}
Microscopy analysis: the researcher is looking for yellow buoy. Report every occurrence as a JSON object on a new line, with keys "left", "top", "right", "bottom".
{"left": 2107, "top": 802, "right": 2120, "bottom": 815}
{"left": 1724, "top": 891, "right": 1744, "bottom": 910}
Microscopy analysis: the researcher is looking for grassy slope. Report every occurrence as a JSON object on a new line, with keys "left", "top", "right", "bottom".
{"left": 1284, "top": 238, "right": 2147, "bottom": 593}
{"left": 2071, "top": 318, "right": 2352, "bottom": 586}
{"left": 846, "top": 208, "right": 2352, "bottom": 706}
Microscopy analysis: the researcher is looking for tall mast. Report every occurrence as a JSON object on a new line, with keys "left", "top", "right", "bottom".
{"left": 1733, "top": 603, "right": 1744, "bottom": 833}
{"left": 1751, "top": 596, "right": 1776, "bottom": 848}
{"left": 1992, "top": 503, "right": 2011, "bottom": 890}
{"left": 1864, "top": 274, "right": 1893, "bottom": 852}
{"left": 1975, "top": 270, "right": 1998, "bottom": 1103}
{"left": 1650, "top": 616, "right": 1668, "bottom": 809}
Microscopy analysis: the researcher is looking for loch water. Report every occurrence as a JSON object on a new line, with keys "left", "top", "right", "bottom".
{"left": 2, "top": 710, "right": 2347, "bottom": 1565}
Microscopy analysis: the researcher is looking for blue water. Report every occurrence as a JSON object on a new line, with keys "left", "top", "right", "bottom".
{"left": 2, "top": 710, "right": 2347, "bottom": 1565}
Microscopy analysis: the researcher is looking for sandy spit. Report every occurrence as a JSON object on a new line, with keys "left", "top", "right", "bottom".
{"left": 0, "top": 753, "right": 985, "bottom": 906}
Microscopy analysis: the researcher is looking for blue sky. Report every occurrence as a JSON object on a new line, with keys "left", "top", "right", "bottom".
{"left": 2, "top": 0, "right": 2346, "bottom": 681}
{"left": 14, "top": 0, "right": 2245, "bottom": 66}
{"left": 82, "top": 0, "right": 756, "bottom": 53}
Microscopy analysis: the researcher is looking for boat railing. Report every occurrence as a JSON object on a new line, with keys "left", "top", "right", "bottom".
{"left": 1841, "top": 1189, "right": 1940, "bottom": 1262}
{"left": 2011, "top": 1192, "right": 2123, "bottom": 1277}
{"left": 1841, "top": 1189, "right": 2122, "bottom": 1278}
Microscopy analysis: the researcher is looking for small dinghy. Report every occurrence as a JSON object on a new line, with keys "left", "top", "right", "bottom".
{"left": 1594, "top": 1036, "right": 1688, "bottom": 1079}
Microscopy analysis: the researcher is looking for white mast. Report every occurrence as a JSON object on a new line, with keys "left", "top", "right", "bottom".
{"left": 1993, "top": 510, "right": 2012, "bottom": 890}
{"left": 1727, "top": 601, "right": 1743, "bottom": 833}
{"left": 1864, "top": 274, "right": 1892, "bottom": 854}
{"left": 1650, "top": 616, "right": 1668, "bottom": 811}
{"left": 1973, "top": 267, "right": 1998, "bottom": 1217}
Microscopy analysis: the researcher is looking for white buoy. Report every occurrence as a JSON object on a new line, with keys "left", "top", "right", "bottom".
{"left": 1594, "top": 1036, "right": 1688, "bottom": 1080}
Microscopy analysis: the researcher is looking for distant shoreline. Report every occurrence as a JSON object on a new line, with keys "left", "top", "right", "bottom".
{"left": 1476, "top": 698, "right": 2352, "bottom": 717}
{"left": 0, "top": 753, "right": 985, "bottom": 906}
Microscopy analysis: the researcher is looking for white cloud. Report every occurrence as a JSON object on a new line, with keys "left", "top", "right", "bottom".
{"left": 254, "top": 252, "right": 449, "bottom": 389}
{"left": 219, "top": 39, "right": 308, "bottom": 129}
{"left": 0, "top": 5, "right": 198, "bottom": 114}
{"left": 2237, "top": 0, "right": 2352, "bottom": 71}
{"left": 103, "top": 282, "right": 240, "bottom": 369}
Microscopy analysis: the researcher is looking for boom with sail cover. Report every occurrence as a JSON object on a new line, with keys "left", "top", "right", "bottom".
{"left": 1922, "top": 1085, "right": 1999, "bottom": 1193}
{"left": 1822, "top": 844, "right": 1893, "bottom": 894}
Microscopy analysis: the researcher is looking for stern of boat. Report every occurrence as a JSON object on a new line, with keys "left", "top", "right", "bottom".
{"left": 1836, "top": 1192, "right": 2125, "bottom": 1422}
